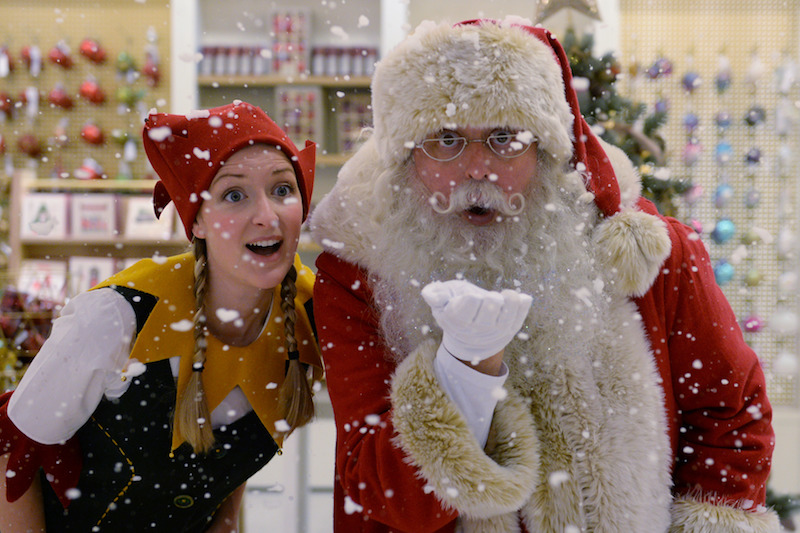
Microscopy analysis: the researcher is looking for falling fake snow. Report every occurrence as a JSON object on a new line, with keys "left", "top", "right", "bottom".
{"left": 170, "top": 319, "right": 194, "bottom": 332}
{"left": 344, "top": 495, "right": 363, "bottom": 514}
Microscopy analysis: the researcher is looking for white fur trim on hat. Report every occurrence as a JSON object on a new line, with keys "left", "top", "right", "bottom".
{"left": 371, "top": 20, "right": 574, "bottom": 166}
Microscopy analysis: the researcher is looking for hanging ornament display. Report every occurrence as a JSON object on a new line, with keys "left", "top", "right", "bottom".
{"left": 48, "top": 40, "right": 74, "bottom": 69}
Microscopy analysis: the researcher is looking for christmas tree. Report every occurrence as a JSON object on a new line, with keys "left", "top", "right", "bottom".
{"left": 562, "top": 28, "right": 688, "bottom": 216}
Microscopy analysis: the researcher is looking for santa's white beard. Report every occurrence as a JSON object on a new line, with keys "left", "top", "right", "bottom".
{"left": 371, "top": 156, "right": 609, "bottom": 361}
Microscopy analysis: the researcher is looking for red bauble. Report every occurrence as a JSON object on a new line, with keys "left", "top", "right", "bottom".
{"left": 79, "top": 79, "right": 106, "bottom": 104}
{"left": 48, "top": 84, "right": 74, "bottom": 109}
{"left": 0, "top": 92, "right": 12, "bottom": 115}
{"left": 48, "top": 42, "right": 73, "bottom": 69}
{"left": 142, "top": 55, "right": 161, "bottom": 87}
{"left": 79, "top": 38, "right": 107, "bottom": 64}
{"left": 80, "top": 123, "right": 105, "bottom": 145}
{"left": 17, "top": 133, "right": 42, "bottom": 158}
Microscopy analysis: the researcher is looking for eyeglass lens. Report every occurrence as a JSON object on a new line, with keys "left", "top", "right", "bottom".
{"left": 420, "top": 131, "right": 530, "bottom": 161}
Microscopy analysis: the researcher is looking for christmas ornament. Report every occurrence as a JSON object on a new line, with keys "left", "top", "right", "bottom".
{"left": 744, "top": 106, "right": 766, "bottom": 127}
{"left": 52, "top": 118, "right": 69, "bottom": 148}
{"left": 535, "top": 0, "right": 601, "bottom": 22}
{"left": 681, "top": 71, "right": 701, "bottom": 93}
{"left": 681, "top": 139, "right": 702, "bottom": 166}
{"left": 714, "top": 111, "right": 732, "bottom": 130}
{"left": 74, "top": 157, "right": 104, "bottom": 180}
{"left": 0, "top": 46, "right": 14, "bottom": 77}
{"left": 744, "top": 188, "right": 761, "bottom": 209}
{"left": 17, "top": 133, "right": 42, "bottom": 158}
{"left": 143, "top": 28, "right": 161, "bottom": 87}
{"left": 744, "top": 147, "right": 762, "bottom": 165}
{"left": 711, "top": 218, "right": 736, "bottom": 244}
{"left": 744, "top": 267, "right": 763, "bottom": 287}
{"left": 713, "top": 260, "right": 734, "bottom": 285}
{"left": 22, "top": 86, "right": 39, "bottom": 122}
{"left": 20, "top": 45, "right": 42, "bottom": 77}
{"left": 742, "top": 313, "right": 764, "bottom": 333}
{"left": 715, "top": 52, "right": 732, "bottom": 94}
{"left": 48, "top": 83, "right": 74, "bottom": 110}
{"left": 682, "top": 112, "right": 700, "bottom": 132}
{"left": 79, "top": 77, "right": 106, "bottom": 104}
{"left": 0, "top": 92, "right": 12, "bottom": 121}
{"left": 647, "top": 57, "right": 673, "bottom": 79}
{"left": 115, "top": 85, "right": 145, "bottom": 108}
{"left": 48, "top": 41, "right": 73, "bottom": 69}
{"left": 714, "top": 141, "right": 734, "bottom": 165}
{"left": 80, "top": 122, "right": 105, "bottom": 145}
{"left": 79, "top": 37, "right": 107, "bottom": 64}
{"left": 714, "top": 183, "right": 734, "bottom": 209}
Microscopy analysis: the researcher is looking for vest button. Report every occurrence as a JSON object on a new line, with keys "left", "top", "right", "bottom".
{"left": 173, "top": 494, "right": 194, "bottom": 508}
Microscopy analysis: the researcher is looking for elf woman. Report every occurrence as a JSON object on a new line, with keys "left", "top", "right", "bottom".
{"left": 0, "top": 100, "right": 321, "bottom": 532}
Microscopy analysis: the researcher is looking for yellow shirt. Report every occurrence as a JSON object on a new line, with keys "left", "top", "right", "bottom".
{"left": 95, "top": 252, "right": 321, "bottom": 449}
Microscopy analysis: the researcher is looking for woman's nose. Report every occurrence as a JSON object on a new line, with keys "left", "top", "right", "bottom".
{"left": 252, "top": 194, "right": 280, "bottom": 227}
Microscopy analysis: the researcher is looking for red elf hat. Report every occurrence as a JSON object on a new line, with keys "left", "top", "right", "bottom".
{"left": 142, "top": 101, "right": 316, "bottom": 240}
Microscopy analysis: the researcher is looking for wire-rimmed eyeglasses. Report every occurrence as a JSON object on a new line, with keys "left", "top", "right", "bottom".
{"left": 415, "top": 129, "right": 535, "bottom": 162}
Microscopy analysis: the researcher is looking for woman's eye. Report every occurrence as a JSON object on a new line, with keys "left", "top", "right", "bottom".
{"left": 274, "top": 184, "right": 294, "bottom": 197}
{"left": 223, "top": 190, "right": 244, "bottom": 202}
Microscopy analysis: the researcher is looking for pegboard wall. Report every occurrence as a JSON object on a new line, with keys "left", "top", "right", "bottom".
{"left": 0, "top": 0, "right": 170, "bottom": 181}
{"left": 619, "top": 0, "right": 800, "bottom": 407}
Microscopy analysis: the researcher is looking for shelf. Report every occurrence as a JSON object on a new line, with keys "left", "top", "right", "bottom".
{"left": 198, "top": 74, "right": 371, "bottom": 88}
{"left": 21, "top": 179, "right": 158, "bottom": 193}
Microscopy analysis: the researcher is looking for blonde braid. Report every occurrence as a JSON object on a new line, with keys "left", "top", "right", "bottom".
{"left": 172, "top": 238, "right": 215, "bottom": 453}
{"left": 277, "top": 265, "right": 315, "bottom": 435}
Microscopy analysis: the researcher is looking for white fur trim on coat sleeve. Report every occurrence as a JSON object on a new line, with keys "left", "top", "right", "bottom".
{"left": 593, "top": 209, "right": 672, "bottom": 298}
{"left": 390, "top": 339, "right": 539, "bottom": 518}
{"left": 670, "top": 497, "right": 781, "bottom": 532}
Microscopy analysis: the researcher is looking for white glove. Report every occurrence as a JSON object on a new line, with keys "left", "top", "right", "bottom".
{"left": 421, "top": 280, "right": 533, "bottom": 365}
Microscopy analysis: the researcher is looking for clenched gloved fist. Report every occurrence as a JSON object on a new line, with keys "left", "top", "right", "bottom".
{"left": 421, "top": 280, "right": 533, "bottom": 365}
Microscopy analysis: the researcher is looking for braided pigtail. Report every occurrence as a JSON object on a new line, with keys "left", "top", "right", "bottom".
{"left": 277, "top": 265, "right": 315, "bottom": 435}
{"left": 172, "top": 238, "right": 215, "bottom": 454}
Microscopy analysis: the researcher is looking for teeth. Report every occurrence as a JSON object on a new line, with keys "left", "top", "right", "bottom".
{"left": 250, "top": 239, "right": 279, "bottom": 247}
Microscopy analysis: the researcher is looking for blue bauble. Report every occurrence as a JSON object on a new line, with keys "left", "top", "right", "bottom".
{"left": 683, "top": 112, "right": 700, "bottom": 131}
{"left": 715, "top": 111, "right": 732, "bottom": 129}
{"left": 711, "top": 218, "right": 736, "bottom": 244}
{"left": 715, "top": 141, "right": 734, "bottom": 165}
{"left": 682, "top": 71, "right": 702, "bottom": 92}
{"left": 714, "top": 183, "right": 735, "bottom": 208}
{"left": 745, "top": 188, "right": 761, "bottom": 208}
{"left": 714, "top": 260, "right": 735, "bottom": 285}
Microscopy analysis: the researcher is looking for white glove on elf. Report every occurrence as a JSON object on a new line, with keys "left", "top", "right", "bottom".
{"left": 421, "top": 280, "right": 533, "bottom": 365}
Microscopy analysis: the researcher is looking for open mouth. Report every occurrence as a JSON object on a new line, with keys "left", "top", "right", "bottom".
{"left": 246, "top": 239, "right": 282, "bottom": 256}
{"left": 463, "top": 205, "right": 497, "bottom": 225}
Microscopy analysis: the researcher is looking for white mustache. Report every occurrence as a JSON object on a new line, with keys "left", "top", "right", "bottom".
{"left": 429, "top": 181, "right": 525, "bottom": 217}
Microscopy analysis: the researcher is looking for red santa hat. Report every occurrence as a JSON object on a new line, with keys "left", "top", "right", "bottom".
{"left": 371, "top": 17, "right": 621, "bottom": 218}
{"left": 142, "top": 100, "right": 316, "bottom": 240}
